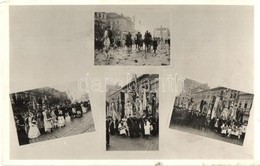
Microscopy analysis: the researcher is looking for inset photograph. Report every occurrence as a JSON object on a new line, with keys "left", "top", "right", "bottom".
{"left": 169, "top": 78, "right": 253, "bottom": 146}
{"left": 95, "top": 11, "right": 171, "bottom": 66}
{"left": 10, "top": 81, "right": 95, "bottom": 146}
{"left": 106, "top": 74, "right": 159, "bottom": 151}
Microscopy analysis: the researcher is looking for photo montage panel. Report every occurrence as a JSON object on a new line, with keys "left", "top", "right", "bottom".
{"left": 94, "top": 11, "right": 171, "bottom": 66}
{"left": 10, "top": 81, "right": 95, "bottom": 146}
{"left": 106, "top": 74, "right": 159, "bottom": 151}
{"left": 169, "top": 78, "right": 253, "bottom": 146}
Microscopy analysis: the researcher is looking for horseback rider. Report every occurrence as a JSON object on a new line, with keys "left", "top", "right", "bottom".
{"left": 135, "top": 32, "right": 142, "bottom": 51}
{"left": 125, "top": 32, "right": 132, "bottom": 52}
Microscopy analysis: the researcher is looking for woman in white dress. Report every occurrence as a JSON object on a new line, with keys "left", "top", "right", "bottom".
{"left": 43, "top": 108, "right": 52, "bottom": 133}
{"left": 57, "top": 109, "right": 65, "bottom": 128}
{"left": 144, "top": 118, "right": 151, "bottom": 138}
{"left": 118, "top": 121, "right": 127, "bottom": 136}
{"left": 50, "top": 109, "right": 57, "bottom": 128}
{"left": 28, "top": 117, "right": 41, "bottom": 141}
{"left": 65, "top": 112, "right": 71, "bottom": 123}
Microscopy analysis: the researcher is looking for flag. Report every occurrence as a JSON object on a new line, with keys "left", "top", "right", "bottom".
{"left": 133, "top": 74, "right": 139, "bottom": 97}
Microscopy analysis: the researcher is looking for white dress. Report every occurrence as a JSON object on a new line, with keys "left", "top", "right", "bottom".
{"left": 81, "top": 104, "right": 87, "bottom": 113}
{"left": 28, "top": 122, "right": 41, "bottom": 139}
{"left": 43, "top": 111, "right": 52, "bottom": 132}
{"left": 118, "top": 123, "right": 126, "bottom": 135}
{"left": 65, "top": 115, "right": 71, "bottom": 123}
{"left": 57, "top": 110, "right": 65, "bottom": 127}
{"left": 144, "top": 121, "right": 151, "bottom": 135}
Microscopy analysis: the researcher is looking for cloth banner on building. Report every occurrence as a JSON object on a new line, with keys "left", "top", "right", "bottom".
{"left": 211, "top": 97, "right": 220, "bottom": 119}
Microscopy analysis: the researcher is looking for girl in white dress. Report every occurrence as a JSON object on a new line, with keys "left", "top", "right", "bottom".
{"left": 43, "top": 109, "right": 52, "bottom": 133}
{"left": 118, "top": 121, "right": 127, "bottom": 136}
{"left": 144, "top": 118, "right": 151, "bottom": 138}
{"left": 65, "top": 112, "right": 71, "bottom": 123}
{"left": 57, "top": 110, "right": 65, "bottom": 128}
{"left": 50, "top": 109, "right": 57, "bottom": 128}
{"left": 28, "top": 117, "right": 41, "bottom": 140}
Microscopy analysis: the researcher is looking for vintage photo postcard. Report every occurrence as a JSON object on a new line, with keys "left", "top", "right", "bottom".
{"left": 10, "top": 81, "right": 95, "bottom": 146}
{"left": 169, "top": 78, "right": 253, "bottom": 146}
{"left": 94, "top": 10, "right": 171, "bottom": 66}
{"left": 106, "top": 74, "right": 159, "bottom": 151}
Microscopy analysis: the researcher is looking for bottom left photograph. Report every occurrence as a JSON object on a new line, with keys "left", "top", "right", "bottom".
{"left": 9, "top": 81, "right": 95, "bottom": 146}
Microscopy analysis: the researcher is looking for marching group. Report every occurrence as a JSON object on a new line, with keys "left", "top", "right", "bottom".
{"left": 106, "top": 95, "right": 159, "bottom": 147}
{"left": 14, "top": 101, "right": 91, "bottom": 145}
{"left": 172, "top": 100, "right": 247, "bottom": 140}
{"left": 95, "top": 26, "right": 170, "bottom": 60}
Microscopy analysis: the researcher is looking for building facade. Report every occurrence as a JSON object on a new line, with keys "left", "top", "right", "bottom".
{"left": 106, "top": 12, "right": 135, "bottom": 34}
{"left": 95, "top": 12, "right": 107, "bottom": 28}
{"left": 107, "top": 74, "right": 159, "bottom": 119}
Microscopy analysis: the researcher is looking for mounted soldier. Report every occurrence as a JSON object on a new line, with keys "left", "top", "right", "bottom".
{"left": 125, "top": 32, "right": 133, "bottom": 52}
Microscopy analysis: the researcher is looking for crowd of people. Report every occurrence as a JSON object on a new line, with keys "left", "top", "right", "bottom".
{"left": 95, "top": 26, "right": 170, "bottom": 60}
{"left": 171, "top": 100, "right": 247, "bottom": 140}
{"left": 106, "top": 94, "right": 159, "bottom": 147}
{"left": 13, "top": 101, "right": 91, "bottom": 145}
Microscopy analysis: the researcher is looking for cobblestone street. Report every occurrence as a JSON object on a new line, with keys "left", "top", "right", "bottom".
{"left": 30, "top": 111, "right": 95, "bottom": 144}
{"left": 107, "top": 135, "right": 159, "bottom": 151}
{"left": 169, "top": 124, "right": 243, "bottom": 146}
{"left": 95, "top": 44, "right": 170, "bottom": 66}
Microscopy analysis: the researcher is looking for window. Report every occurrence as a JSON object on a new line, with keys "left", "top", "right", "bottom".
{"left": 244, "top": 102, "right": 248, "bottom": 109}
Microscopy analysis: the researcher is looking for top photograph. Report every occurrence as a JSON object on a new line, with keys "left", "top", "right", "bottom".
{"left": 94, "top": 11, "right": 171, "bottom": 66}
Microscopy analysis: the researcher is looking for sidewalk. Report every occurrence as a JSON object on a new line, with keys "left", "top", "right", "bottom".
{"left": 169, "top": 124, "right": 243, "bottom": 146}
{"left": 107, "top": 134, "right": 159, "bottom": 151}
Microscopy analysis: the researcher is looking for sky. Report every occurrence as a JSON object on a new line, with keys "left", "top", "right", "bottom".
{"left": 112, "top": 10, "right": 171, "bottom": 35}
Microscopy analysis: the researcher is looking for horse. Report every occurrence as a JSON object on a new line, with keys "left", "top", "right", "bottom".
{"left": 144, "top": 32, "right": 152, "bottom": 53}
{"left": 125, "top": 33, "right": 133, "bottom": 52}
{"left": 135, "top": 33, "right": 143, "bottom": 51}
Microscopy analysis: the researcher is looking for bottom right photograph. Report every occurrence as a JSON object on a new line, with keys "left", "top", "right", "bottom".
{"left": 169, "top": 78, "right": 254, "bottom": 146}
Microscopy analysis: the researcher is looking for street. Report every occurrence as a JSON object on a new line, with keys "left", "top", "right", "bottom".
{"left": 107, "top": 135, "right": 159, "bottom": 151}
{"left": 169, "top": 124, "right": 243, "bottom": 146}
{"left": 95, "top": 44, "right": 170, "bottom": 66}
{"left": 30, "top": 111, "right": 95, "bottom": 144}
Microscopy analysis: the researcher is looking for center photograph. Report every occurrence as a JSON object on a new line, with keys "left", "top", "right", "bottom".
{"left": 105, "top": 73, "right": 159, "bottom": 151}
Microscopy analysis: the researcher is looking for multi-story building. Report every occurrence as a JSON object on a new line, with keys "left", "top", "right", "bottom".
{"left": 190, "top": 86, "right": 240, "bottom": 108}
{"left": 174, "top": 79, "right": 206, "bottom": 107}
{"left": 95, "top": 12, "right": 107, "bottom": 28}
{"left": 107, "top": 74, "right": 159, "bottom": 119}
{"left": 106, "top": 13, "right": 135, "bottom": 35}
{"left": 237, "top": 92, "right": 254, "bottom": 122}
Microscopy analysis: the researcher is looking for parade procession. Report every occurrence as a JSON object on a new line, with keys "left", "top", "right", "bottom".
{"left": 106, "top": 74, "right": 159, "bottom": 151}
{"left": 10, "top": 83, "right": 95, "bottom": 146}
{"left": 170, "top": 79, "right": 254, "bottom": 146}
{"left": 94, "top": 12, "right": 171, "bottom": 66}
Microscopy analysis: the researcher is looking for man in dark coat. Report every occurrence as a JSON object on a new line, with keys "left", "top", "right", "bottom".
{"left": 106, "top": 117, "right": 111, "bottom": 148}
